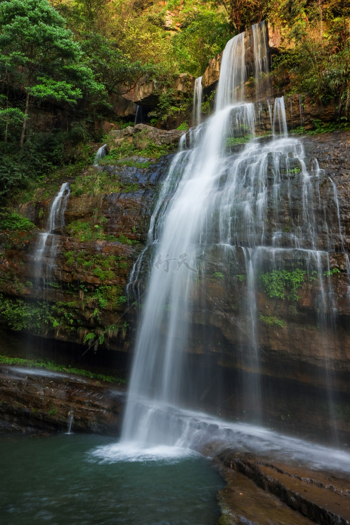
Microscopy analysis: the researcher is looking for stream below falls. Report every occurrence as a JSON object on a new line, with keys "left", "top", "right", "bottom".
{"left": 0, "top": 434, "right": 224, "bottom": 525}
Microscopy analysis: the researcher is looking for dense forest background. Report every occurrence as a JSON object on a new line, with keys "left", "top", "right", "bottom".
{"left": 0, "top": 0, "right": 349, "bottom": 202}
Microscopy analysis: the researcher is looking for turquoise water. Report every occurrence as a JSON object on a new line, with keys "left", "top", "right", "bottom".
{"left": 0, "top": 434, "right": 224, "bottom": 524}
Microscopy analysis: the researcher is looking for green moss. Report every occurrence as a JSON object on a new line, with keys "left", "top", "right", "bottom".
{"left": 260, "top": 315, "right": 286, "bottom": 328}
{"left": 291, "top": 120, "right": 350, "bottom": 136}
{"left": 70, "top": 169, "right": 122, "bottom": 196}
{"left": 66, "top": 219, "right": 106, "bottom": 242}
{"left": 177, "top": 122, "right": 188, "bottom": 131}
{"left": 106, "top": 233, "right": 139, "bottom": 245}
{"left": 93, "top": 267, "right": 114, "bottom": 282}
{"left": 101, "top": 138, "right": 172, "bottom": 164}
{"left": 118, "top": 161, "right": 150, "bottom": 169}
{"left": 226, "top": 135, "right": 254, "bottom": 148}
{"left": 0, "top": 355, "right": 126, "bottom": 384}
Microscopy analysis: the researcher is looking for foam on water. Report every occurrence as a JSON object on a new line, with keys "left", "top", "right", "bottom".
{"left": 120, "top": 400, "right": 350, "bottom": 472}
{"left": 91, "top": 442, "right": 199, "bottom": 464}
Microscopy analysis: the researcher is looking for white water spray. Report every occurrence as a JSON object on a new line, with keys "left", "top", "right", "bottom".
{"left": 94, "top": 144, "right": 107, "bottom": 166}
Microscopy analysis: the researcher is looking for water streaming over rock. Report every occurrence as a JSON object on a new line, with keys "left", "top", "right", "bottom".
{"left": 94, "top": 144, "right": 107, "bottom": 166}
{"left": 193, "top": 77, "right": 203, "bottom": 126}
{"left": 122, "top": 21, "right": 347, "bottom": 451}
{"left": 34, "top": 182, "right": 70, "bottom": 287}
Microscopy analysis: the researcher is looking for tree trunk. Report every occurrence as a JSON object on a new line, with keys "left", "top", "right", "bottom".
{"left": 20, "top": 91, "right": 30, "bottom": 152}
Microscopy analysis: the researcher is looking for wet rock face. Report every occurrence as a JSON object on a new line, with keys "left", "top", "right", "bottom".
{"left": 215, "top": 448, "right": 350, "bottom": 525}
{"left": 126, "top": 129, "right": 350, "bottom": 434}
{"left": 1, "top": 129, "right": 350, "bottom": 434}
{"left": 0, "top": 365, "right": 125, "bottom": 435}
{"left": 0, "top": 154, "right": 173, "bottom": 352}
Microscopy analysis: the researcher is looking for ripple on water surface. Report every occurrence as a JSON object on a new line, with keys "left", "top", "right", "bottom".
{"left": 0, "top": 434, "right": 224, "bottom": 525}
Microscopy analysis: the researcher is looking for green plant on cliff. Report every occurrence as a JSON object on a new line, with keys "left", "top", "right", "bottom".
{"left": 66, "top": 218, "right": 106, "bottom": 242}
{"left": 0, "top": 212, "right": 35, "bottom": 231}
{"left": 270, "top": 0, "right": 350, "bottom": 116}
{"left": 260, "top": 315, "right": 286, "bottom": 328}
{"left": 101, "top": 139, "right": 172, "bottom": 164}
{"left": 259, "top": 268, "right": 306, "bottom": 301}
{"left": 226, "top": 135, "right": 254, "bottom": 147}
{"left": 0, "top": 294, "right": 57, "bottom": 332}
{"left": 0, "top": 355, "right": 125, "bottom": 384}
{"left": 324, "top": 268, "right": 341, "bottom": 277}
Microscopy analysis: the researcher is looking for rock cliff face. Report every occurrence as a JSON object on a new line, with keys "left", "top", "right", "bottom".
{"left": 0, "top": 365, "right": 124, "bottom": 435}
{"left": 1, "top": 122, "right": 350, "bottom": 437}
{"left": 0, "top": 151, "right": 174, "bottom": 353}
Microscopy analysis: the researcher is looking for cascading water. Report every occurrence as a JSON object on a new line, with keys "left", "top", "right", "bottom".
{"left": 192, "top": 77, "right": 203, "bottom": 126}
{"left": 94, "top": 144, "right": 107, "bottom": 166}
{"left": 34, "top": 182, "right": 70, "bottom": 287}
{"left": 119, "top": 21, "right": 347, "bottom": 454}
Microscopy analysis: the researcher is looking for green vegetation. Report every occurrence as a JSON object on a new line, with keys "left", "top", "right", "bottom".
{"left": 213, "top": 271, "right": 224, "bottom": 280}
{"left": 260, "top": 315, "right": 286, "bottom": 328}
{"left": 324, "top": 268, "right": 341, "bottom": 277}
{"left": 291, "top": 120, "right": 350, "bottom": 136}
{"left": 271, "top": 1, "right": 350, "bottom": 116}
{"left": 0, "top": 0, "right": 105, "bottom": 199}
{"left": 64, "top": 250, "right": 129, "bottom": 283}
{"left": 66, "top": 218, "right": 138, "bottom": 245}
{"left": 259, "top": 269, "right": 306, "bottom": 301}
{"left": 0, "top": 294, "right": 56, "bottom": 333}
{"left": 0, "top": 0, "right": 347, "bottom": 205}
{"left": 176, "top": 122, "right": 188, "bottom": 131}
{"left": 102, "top": 139, "right": 172, "bottom": 164}
{"left": 0, "top": 212, "right": 35, "bottom": 231}
{"left": 226, "top": 135, "right": 254, "bottom": 147}
{"left": 0, "top": 355, "right": 126, "bottom": 384}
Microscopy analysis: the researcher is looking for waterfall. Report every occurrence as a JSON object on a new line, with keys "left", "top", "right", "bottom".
{"left": 252, "top": 21, "right": 270, "bottom": 99}
{"left": 120, "top": 21, "right": 344, "bottom": 451}
{"left": 193, "top": 77, "right": 202, "bottom": 126}
{"left": 34, "top": 182, "right": 70, "bottom": 285}
{"left": 94, "top": 144, "right": 107, "bottom": 166}
{"left": 134, "top": 105, "right": 143, "bottom": 125}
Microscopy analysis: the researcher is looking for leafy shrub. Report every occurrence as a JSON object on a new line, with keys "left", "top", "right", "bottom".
{"left": 0, "top": 212, "right": 35, "bottom": 231}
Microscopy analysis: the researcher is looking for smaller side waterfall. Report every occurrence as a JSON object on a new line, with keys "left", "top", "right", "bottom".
{"left": 134, "top": 105, "right": 144, "bottom": 125}
{"left": 252, "top": 21, "right": 270, "bottom": 99}
{"left": 193, "top": 77, "right": 203, "bottom": 126}
{"left": 34, "top": 182, "right": 70, "bottom": 285}
{"left": 94, "top": 144, "right": 107, "bottom": 166}
{"left": 66, "top": 411, "right": 74, "bottom": 435}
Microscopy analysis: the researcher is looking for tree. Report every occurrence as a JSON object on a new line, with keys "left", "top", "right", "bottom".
{"left": 215, "top": 0, "right": 264, "bottom": 33}
{"left": 80, "top": 33, "right": 147, "bottom": 96}
{"left": 0, "top": 0, "right": 103, "bottom": 150}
